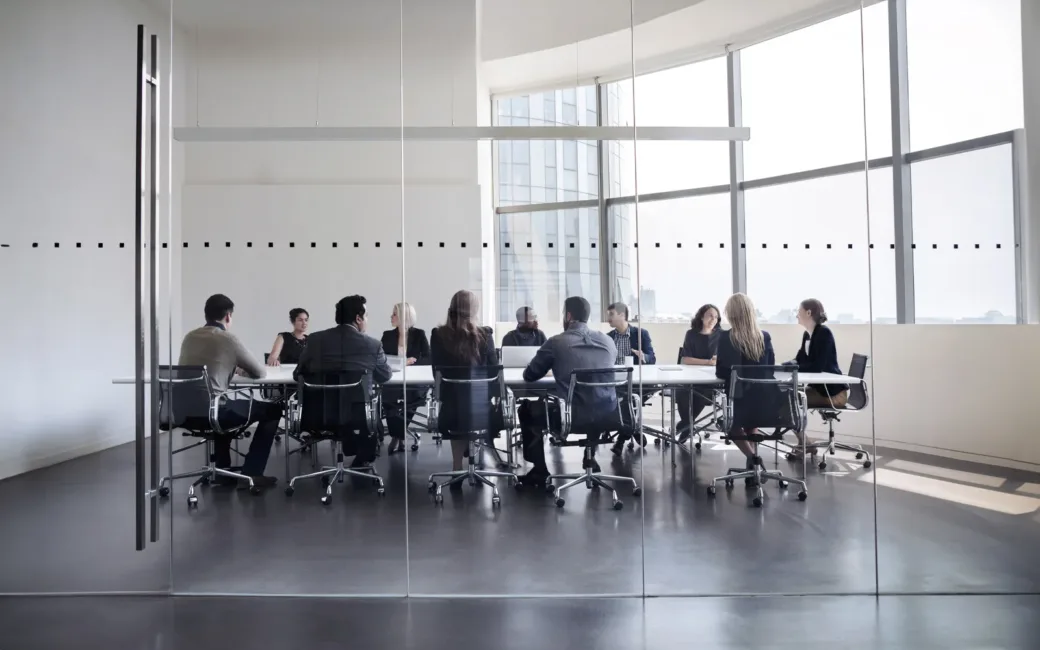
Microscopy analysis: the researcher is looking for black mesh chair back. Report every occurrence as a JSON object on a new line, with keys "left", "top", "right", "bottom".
{"left": 846, "top": 353, "right": 869, "bottom": 410}
{"left": 676, "top": 347, "right": 683, "bottom": 363}
{"left": 157, "top": 365, "right": 212, "bottom": 431}
{"left": 726, "top": 365, "right": 804, "bottom": 439}
{"left": 432, "top": 365, "right": 506, "bottom": 437}
{"left": 565, "top": 367, "right": 633, "bottom": 439}
{"left": 297, "top": 370, "right": 375, "bottom": 436}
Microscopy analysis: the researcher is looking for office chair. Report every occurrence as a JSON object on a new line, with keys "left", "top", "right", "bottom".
{"left": 284, "top": 371, "right": 386, "bottom": 504}
{"left": 797, "top": 353, "right": 873, "bottom": 470}
{"left": 382, "top": 386, "right": 427, "bottom": 451}
{"left": 426, "top": 365, "right": 519, "bottom": 507}
{"left": 547, "top": 367, "right": 642, "bottom": 511}
{"left": 156, "top": 365, "right": 264, "bottom": 508}
{"left": 708, "top": 365, "right": 809, "bottom": 507}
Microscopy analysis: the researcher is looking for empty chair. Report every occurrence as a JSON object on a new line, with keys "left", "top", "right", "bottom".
{"left": 799, "top": 353, "right": 873, "bottom": 470}
{"left": 708, "top": 365, "right": 809, "bottom": 507}
{"left": 547, "top": 367, "right": 642, "bottom": 511}
{"left": 284, "top": 370, "right": 386, "bottom": 504}
{"left": 426, "top": 365, "right": 519, "bottom": 507}
{"left": 156, "top": 365, "right": 264, "bottom": 508}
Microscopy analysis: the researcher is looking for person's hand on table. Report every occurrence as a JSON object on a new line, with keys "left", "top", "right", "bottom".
{"left": 234, "top": 367, "right": 246, "bottom": 376}
{"left": 632, "top": 349, "right": 645, "bottom": 363}
{"left": 406, "top": 357, "right": 417, "bottom": 365}
{"left": 266, "top": 356, "right": 280, "bottom": 367}
{"left": 709, "top": 355, "right": 717, "bottom": 366}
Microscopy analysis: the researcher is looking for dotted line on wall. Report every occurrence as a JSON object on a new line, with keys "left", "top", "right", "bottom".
{"left": 0, "top": 242, "right": 1014, "bottom": 250}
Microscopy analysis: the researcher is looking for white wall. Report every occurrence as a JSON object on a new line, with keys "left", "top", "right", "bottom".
{"left": 179, "top": 0, "right": 489, "bottom": 351}
{"left": 0, "top": 0, "right": 188, "bottom": 479}
{"left": 499, "top": 322, "right": 1040, "bottom": 469}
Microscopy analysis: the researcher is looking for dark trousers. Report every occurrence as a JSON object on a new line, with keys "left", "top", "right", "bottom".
{"left": 517, "top": 398, "right": 561, "bottom": 474}
{"left": 676, "top": 387, "right": 715, "bottom": 428}
{"left": 216, "top": 400, "right": 282, "bottom": 475}
{"left": 382, "top": 388, "right": 423, "bottom": 440}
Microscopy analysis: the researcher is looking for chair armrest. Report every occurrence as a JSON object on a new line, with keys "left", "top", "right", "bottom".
{"left": 285, "top": 393, "right": 301, "bottom": 434}
{"left": 502, "top": 388, "right": 517, "bottom": 431}
{"left": 209, "top": 389, "right": 254, "bottom": 434}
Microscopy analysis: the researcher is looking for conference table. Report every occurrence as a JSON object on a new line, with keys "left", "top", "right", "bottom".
{"left": 114, "top": 365, "right": 858, "bottom": 469}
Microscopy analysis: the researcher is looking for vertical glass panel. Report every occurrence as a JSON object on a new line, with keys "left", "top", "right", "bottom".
{"left": 171, "top": 2, "right": 408, "bottom": 594}
{"left": 742, "top": 3, "right": 891, "bottom": 179}
{"left": 906, "top": 0, "right": 1023, "bottom": 150}
{"left": 746, "top": 169, "right": 895, "bottom": 325}
{"left": 0, "top": 0, "right": 174, "bottom": 592}
{"left": 910, "top": 145, "right": 1016, "bottom": 323}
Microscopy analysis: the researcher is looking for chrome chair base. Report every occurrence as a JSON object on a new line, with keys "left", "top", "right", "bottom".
{"left": 158, "top": 463, "right": 259, "bottom": 508}
{"left": 285, "top": 442, "right": 386, "bottom": 504}
{"left": 547, "top": 450, "right": 641, "bottom": 511}
{"left": 427, "top": 442, "right": 518, "bottom": 507}
{"left": 806, "top": 438, "right": 873, "bottom": 469}
{"left": 707, "top": 456, "right": 807, "bottom": 507}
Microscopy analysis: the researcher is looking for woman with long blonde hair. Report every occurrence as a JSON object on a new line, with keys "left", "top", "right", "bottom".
{"left": 380, "top": 302, "right": 430, "bottom": 454}
{"left": 716, "top": 293, "right": 775, "bottom": 463}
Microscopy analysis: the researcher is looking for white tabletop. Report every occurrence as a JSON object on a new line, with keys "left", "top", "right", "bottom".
{"left": 113, "top": 364, "right": 857, "bottom": 388}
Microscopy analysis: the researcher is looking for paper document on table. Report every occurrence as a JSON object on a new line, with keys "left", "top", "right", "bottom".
{"left": 658, "top": 365, "right": 683, "bottom": 371}
{"left": 385, "top": 355, "right": 406, "bottom": 370}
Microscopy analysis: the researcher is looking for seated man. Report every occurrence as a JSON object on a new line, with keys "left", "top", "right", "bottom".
{"left": 501, "top": 306, "right": 547, "bottom": 347}
{"left": 178, "top": 293, "right": 281, "bottom": 487}
{"left": 606, "top": 302, "right": 656, "bottom": 365}
{"left": 517, "top": 296, "right": 618, "bottom": 486}
{"left": 295, "top": 294, "right": 393, "bottom": 468}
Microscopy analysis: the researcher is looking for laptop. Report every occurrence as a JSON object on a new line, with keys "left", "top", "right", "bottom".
{"left": 500, "top": 346, "right": 539, "bottom": 368}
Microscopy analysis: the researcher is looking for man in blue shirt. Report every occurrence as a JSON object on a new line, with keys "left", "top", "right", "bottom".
{"left": 606, "top": 302, "right": 656, "bottom": 365}
{"left": 519, "top": 296, "right": 617, "bottom": 485}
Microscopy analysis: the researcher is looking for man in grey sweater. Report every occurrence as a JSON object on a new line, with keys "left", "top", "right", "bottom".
{"left": 178, "top": 294, "right": 281, "bottom": 487}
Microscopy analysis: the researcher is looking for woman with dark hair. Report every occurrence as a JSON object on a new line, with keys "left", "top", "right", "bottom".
{"left": 790, "top": 298, "right": 849, "bottom": 455}
{"left": 675, "top": 303, "right": 722, "bottom": 440}
{"left": 430, "top": 290, "right": 498, "bottom": 471}
{"left": 267, "top": 307, "right": 309, "bottom": 366}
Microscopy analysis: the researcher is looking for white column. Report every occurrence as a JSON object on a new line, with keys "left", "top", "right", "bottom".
{"left": 1021, "top": 0, "right": 1040, "bottom": 323}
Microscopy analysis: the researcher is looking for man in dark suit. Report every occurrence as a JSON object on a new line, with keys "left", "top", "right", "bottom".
{"left": 295, "top": 295, "right": 393, "bottom": 466}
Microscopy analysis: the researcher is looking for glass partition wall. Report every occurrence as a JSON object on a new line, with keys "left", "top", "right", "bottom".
{"left": 2, "top": 0, "right": 1035, "bottom": 603}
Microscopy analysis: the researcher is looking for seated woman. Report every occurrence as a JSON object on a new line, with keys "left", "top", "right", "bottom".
{"left": 790, "top": 298, "right": 849, "bottom": 455}
{"left": 267, "top": 308, "right": 309, "bottom": 366}
{"left": 716, "top": 293, "right": 775, "bottom": 465}
{"left": 429, "top": 290, "right": 498, "bottom": 473}
{"left": 676, "top": 303, "right": 721, "bottom": 441}
{"left": 380, "top": 302, "right": 430, "bottom": 454}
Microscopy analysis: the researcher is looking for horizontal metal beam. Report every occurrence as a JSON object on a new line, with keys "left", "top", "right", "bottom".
{"left": 605, "top": 183, "right": 731, "bottom": 206}
{"left": 741, "top": 157, "right": 893, "bottom": 191}
{"left": 173, "top": 125, "right": 750, "bottom": 143}
{"left": 496, "top": 198, "right": 598, "bottom": 214}
{"left": 904, "top": 130, "right": 1015, "bottom": 165}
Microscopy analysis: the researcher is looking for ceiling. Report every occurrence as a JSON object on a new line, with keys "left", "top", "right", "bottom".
{"left": 142, "top": 0, "right": 707, "bottom": 60}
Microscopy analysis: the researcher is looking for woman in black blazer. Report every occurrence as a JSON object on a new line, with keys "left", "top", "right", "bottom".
{"left": 792, "top": 298, "right": 849, "bottom": 454}
{"left": 430, "top": 290, "right": 498, "bottom": 471}
{"left": 380, "top": 303, "right": 430, "bottom": 454}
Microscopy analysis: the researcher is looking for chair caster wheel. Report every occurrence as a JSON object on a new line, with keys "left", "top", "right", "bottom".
{"left": 249, "top": 486, "right": 262, "bottom": 496}
{"left": 632, "top": 487, "right": 642, "bottom": 497}
{"left": 863, "top": 460, "right": 872, "bottom": 469}
{"left": 829, "top": 449, "right": 835, "bottom": 455}
{"left": 158, "top": 486, "right": 170, "bottom": 498}
{"left": 855, "top": 452, "right": 864, "bottom": 459}
{"left": 785, "top": 453, "right": 796, "bottom": 461}
{"left": 778, "top": 480, "right": 789, "bottom": 489}
{"left": 798, "top": 491, "right": 808, "bottom": 501}
{"left": 199, "top": 476, "right": 211, "bottom": 486}
{"left": 491, "top": 497, "right": 501, "bottom": 508}
{"left": 695, "top": 442, "right": 702, "bottom": 451}
{"left": 187, "top": 496, "right": 198, "bottom": 509}
{"left": 653, "top": 438, "right": 661, "bottom": 447}
{"left": 724, "top": 479, "right": 734, "bottom": 490}
{"left": 428, "top": 481, "right": 436, "bottom": 492}
{"left": 377, "top": 488, "right": 386, "bottom": 497}
{"left": 545, "top": 484, "right": 556, "bottom": 496}
{"left": 274, "top": 435, "right": 282, "bottom": 443}
{"left": 627, "top": 442, "right": 635, "bottom": 451}
{"left": 752, "top": 496, "right": 763, "bottom": 507}
{"left": 513, "top": 480, "right": 523, "bottom": 490}
{"left": 704, "top": 433, "right": 711, "bottom": 439}
{"left": 284, "top": 487, "right": 295, "bottom": 497}
{"left": 554, "top": 498, "right": 565, "bottom": 508}
{"left": 411, "top": 444, "right": 419, "bottom": 451}
{"left": 320, "top": 495, "right": 331, "bottom": 505}
{"left": 707, "top": 485, "right": 717, "bottom": 497}
{"left": 612, "top": 500, "right": 624, "bottom": 511}
{"left": 433, "top": 494, "right": 443, "bottom": 505}
{"left": 818, "top": 461, "right": 827, "bottom": 470}
{"left": 724, "top": 439, "right": 732, "bottom": 445}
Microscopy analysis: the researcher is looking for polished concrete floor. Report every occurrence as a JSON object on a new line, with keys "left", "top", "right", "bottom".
{"left": 0, "top": 415, "right": 1039, "bottom": 596}
{"left": 2, "top": 594, "right": 1040, "bottom": 649}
